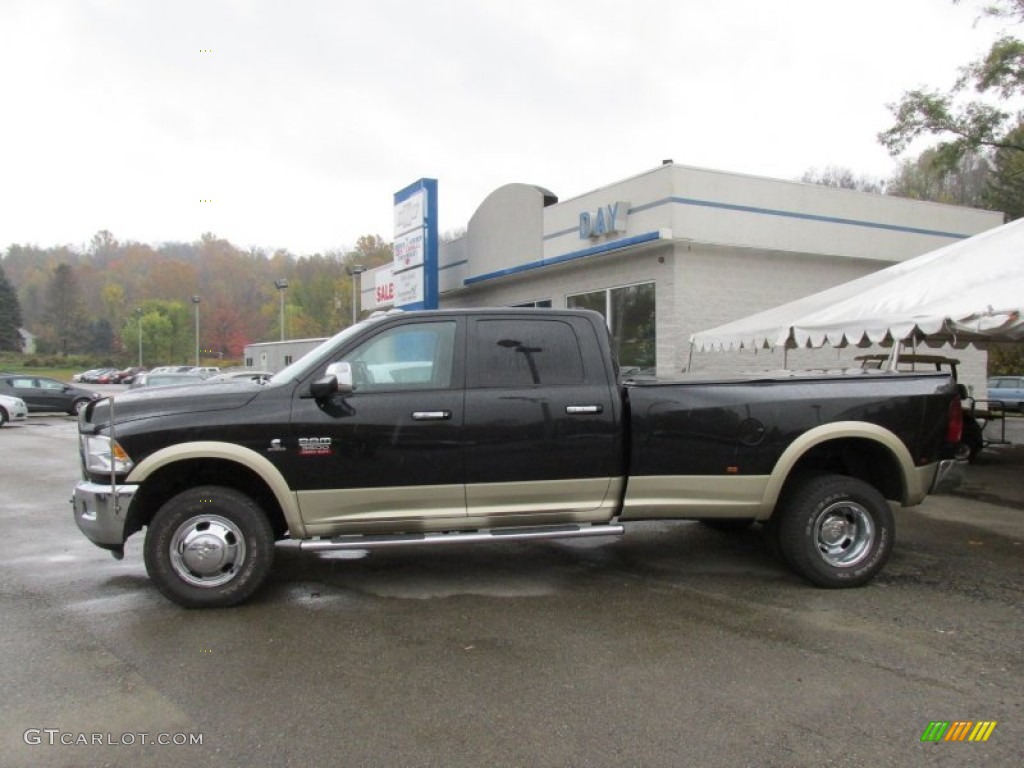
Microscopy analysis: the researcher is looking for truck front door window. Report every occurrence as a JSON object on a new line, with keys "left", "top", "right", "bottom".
{"left": 341, "top": 321, "right": 456, "bottom": 391}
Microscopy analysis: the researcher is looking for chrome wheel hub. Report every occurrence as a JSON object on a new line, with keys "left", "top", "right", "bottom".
{"left": 169, "top": 515, "right": 246, "bottom": 587}
{"left": 813, "top": 501, "right": 874, "bottom": 567}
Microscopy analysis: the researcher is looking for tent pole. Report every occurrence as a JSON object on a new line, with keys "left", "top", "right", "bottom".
{"left": 886, "top": 341, "right": 901, "bottom": 371}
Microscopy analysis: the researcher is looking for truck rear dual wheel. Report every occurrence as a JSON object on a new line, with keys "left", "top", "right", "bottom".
{"left": 144, "top": 486, "right": 275, "bottom": 608}
{"left": 773, "top": 474, "right": 894, "bottom": 588}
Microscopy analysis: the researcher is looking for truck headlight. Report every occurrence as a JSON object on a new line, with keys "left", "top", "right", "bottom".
{"left": 81, "top": 434, "right": 134, "bottom": 474}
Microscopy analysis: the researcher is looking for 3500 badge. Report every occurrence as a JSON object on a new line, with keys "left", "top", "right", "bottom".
{"left": 298, "top": 437, "right": 333, "bottom": 456}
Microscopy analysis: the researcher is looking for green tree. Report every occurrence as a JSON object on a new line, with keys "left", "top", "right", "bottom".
{"left": 119, "top": 303, "right": 188, "bottom": 365}
{"left": 0, "top": 263, "right": 24, "bottom": 351}
{"left": 989, "top": 341, "right": 1024, "bottom": 375}
{"left": 879, "top": 0, "right": 1024, "bottom": 170}
{"left": 87, "top": 318, "right": 116, "bottom": 355}
{"left": 982, "top": 120, "right": 1024, "bottom": 217}
{"left": 43, "top": 263, "right": 88, "bottom": 355}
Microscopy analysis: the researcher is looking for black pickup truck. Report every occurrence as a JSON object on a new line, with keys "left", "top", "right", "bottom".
{"left": 73, "top": 308, "right": 964, "bottom": 607}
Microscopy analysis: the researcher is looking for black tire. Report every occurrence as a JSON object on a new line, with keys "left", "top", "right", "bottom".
{"left": 962, "top": 418, "right": 984, "bottom": 463}
{"left": 773, "top": 474, "right": 894, "bottom": 588}
{"left": 144, "top": 486, "right": 275, "bottom": 608}
{"left": 70, "top": 398, "right": 90, "bottom": 415}
{"left": 699, "top": 518, "right": 755, "bottom": 532}
{"left": 0, "top": 407, "right": 8, "bottom": 427}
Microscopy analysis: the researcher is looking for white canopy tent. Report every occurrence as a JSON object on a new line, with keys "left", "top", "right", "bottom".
{"left": 690, "top": 216, "right": 1024, "bottom": 353}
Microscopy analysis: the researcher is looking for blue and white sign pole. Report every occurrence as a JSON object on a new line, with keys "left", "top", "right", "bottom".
{"left": 392, "top": 178, "right": 439, "bottom": 310}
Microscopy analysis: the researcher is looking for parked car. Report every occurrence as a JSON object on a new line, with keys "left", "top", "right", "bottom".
{"left": 111, "top": 366, "right": 147, "bottom": 384}
{"left": 129, "top": 372, "right": 206, "bottom": 389}
{"left": 987, "top": 376, "right": 1024, "bottom": 411}
{"left": 81, "top": 368, "right": 119, "bottom": 384}
{"left": 205, "top": 369, "right": 272, "bottom": 384}
{"left": 0, "top": 393, "right": 29, "bottom": 427}
{"left": 0, "top": 375, "right": 101, "bottom": 414}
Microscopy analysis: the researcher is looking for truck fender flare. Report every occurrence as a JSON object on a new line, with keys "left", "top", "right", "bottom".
{"left": 759, "top": 421, "right": 918, "bottom": 517}
{"left": 125, "top": 441, "right": 306, "bottom": 538}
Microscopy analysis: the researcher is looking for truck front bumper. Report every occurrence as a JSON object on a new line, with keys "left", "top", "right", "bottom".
{"left": 930, "top": 458, "right": 966, "bottom": 495}
{"left": 72, "top": 481, "right": 138, "bottom": 554}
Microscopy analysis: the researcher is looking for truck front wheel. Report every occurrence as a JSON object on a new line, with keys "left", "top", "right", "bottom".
{"left": 774, "top": 474, "right": 893, "bottom": 588}
{"left": 144, "top": 486, "right": 275, "bottom": 608}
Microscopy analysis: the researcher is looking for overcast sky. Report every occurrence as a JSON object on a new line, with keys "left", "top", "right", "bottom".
{"left": 0, "top": 0, "right": 1007, "bottom": 255}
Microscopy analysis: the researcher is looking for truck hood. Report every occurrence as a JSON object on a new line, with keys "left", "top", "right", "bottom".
{"left": 83, "top": 381, "right": 264, "bottom": 428}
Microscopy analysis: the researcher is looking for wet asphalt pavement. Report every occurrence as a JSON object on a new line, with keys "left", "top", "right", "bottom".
{"left": 0, "top": 408, "right": 1021, "bottom": 768}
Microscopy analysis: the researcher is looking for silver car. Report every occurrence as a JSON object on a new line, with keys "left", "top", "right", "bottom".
{"left": 987, "top": 376, "right": 1024, "bottom": 411}
{"left": 0, "top": 393, "right": 28, "bottom": 427}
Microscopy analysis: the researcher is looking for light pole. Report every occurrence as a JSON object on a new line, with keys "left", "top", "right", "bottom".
{"left": 346, "top": 264, "right": 366, "bottom": 326}
{"left": 135, "top": 308, "right": 143, "bottom": 366}
{"left": 274, "top": 279, "right": 289, "bottom": 341}
{"left": 191, "top": 296, "right": 201, "bottom": 367}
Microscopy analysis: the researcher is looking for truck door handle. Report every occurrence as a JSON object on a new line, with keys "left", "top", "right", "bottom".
{"left": 412, "top": 411, "right": 452, "bottom": 421}
{"left": 566, "top": 405, "right": 603, "bottom": 414}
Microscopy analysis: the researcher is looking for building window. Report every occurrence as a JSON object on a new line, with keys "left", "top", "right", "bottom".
{"left": 245, "top": 357, "right": 253, "bottom": 367}
{"left": 284, "top": 355, "right": 293, "bottom": 366}
{"left": 512, "top": 299, "right": 553, "bottom": 308}
{"left": 567, "top": 282, "right": 655, "bottom": 372}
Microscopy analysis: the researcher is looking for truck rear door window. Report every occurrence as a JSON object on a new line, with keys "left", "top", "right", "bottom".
{"left": 472, "top": 319, "right": 584, "bottom": 387}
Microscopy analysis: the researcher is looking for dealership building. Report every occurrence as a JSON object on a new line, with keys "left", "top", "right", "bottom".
{"left": 249, "top": 163, "right": 1001, "bottom": 390}
{"left": 359, "top": 162, "right": 1001, "bottom": 385}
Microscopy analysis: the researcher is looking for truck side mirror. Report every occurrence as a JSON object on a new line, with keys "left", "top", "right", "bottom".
{"left": 310, "top": 362, "right": 354, "bottom": 400}
{"left": 326, "top": 362, "right": 354, "bottom": 393}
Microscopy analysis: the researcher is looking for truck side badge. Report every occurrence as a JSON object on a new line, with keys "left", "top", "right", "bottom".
{"left": 268, "top": 439, "right": 285, "bottom": 452}
{"left": 298, "top": 437, "right": 333, "bottom": 456}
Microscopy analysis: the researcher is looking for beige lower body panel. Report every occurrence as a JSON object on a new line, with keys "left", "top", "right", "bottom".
{"left": 907, "top": 463, "right": 939, "bottom": 506}
{"left": 300, "top": 477, "right": 622, "bottom": 537}
{"left": 299, "top": 484, "right": 466, "bottom": 536}
{"left": 621, "top": 475, "right": 771, "bottom": 520}
{"left": 465, "top": 476, "right": 622, "bottom": 526}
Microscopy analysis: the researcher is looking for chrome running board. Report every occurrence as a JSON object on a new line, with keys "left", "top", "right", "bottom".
{"left": 299, "top": 523, "right": 624, "bottom": 552}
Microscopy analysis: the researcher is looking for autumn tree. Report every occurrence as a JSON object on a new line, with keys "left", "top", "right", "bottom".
{"left": 4, "top": 230, "right": 400, "bottom": 359}
{"left": 204, "top": 303, "right": 249, "bottom": 358}
{"left": 90, "top": 230, "right": 119, "bottom": 262}
{"left": 349, "top": 234, "right": 393, "bottom": 268}
{"left": 800, "top": 166, "right": 886, "bottom": 193}
{"left": 0, "top": 263, "right": 23, "bottom": 351}
{"left": 886, "top": 148, "right": 991, "bottom": 206}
